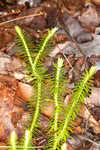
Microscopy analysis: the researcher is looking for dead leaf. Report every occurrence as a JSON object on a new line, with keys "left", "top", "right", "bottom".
{"left": 94, "top": 70, "right": 100, "bottom": 87}
{"left": 63, "top": 0, "right": 84, "bottom": 11}
{"left": 80, "top": 106, "right": 100, "bottom": 134}
{"left": 16, "top": 82, "right": 33, "bottom": 101}
{"left": 87, "top": 87, "right": 100, "bottom": 106}
{"left": 58, "top": 10, "right": 93, "bottom": 43}
{"left": 0, "top": 80, "right": 30, "bottom": 142}
{"left": 79, "top": 5, "right": 100, "bottom": 30}
{"left": 17, "top": 7, "right": 46, "bottom": 30}
{"left": 92, "top": 0, "right": 100, "bottom": 5}
{"left": 40, "top": 100, "right": 55, "bottom": 118}
{"left": 0, "top": 142, "right": 7, "bottom": 150}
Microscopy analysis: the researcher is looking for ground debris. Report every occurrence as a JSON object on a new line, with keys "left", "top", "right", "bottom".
{"left": 0, "top": 77, "right": 30, "bottom": 142}
{"left": 0, "top": 0, "right": 100, "bottom": 149}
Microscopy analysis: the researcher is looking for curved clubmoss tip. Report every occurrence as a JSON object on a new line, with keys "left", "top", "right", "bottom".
{"left": 15, "top": 25, "right": 22, "bottom": 35}
{"left": 89, "top": 66, "right": 96, "bottom": 76}
{"left": 48, "top": 27, "right": 58, "bottom": 36}
{"left": 51, "top": 27, "right": 58, "bottom": 34}
{"left": 58, "top": 58, "right": 64, "bottom": 68}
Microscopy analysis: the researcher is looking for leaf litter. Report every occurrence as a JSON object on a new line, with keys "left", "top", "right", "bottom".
{"left": 0, "top": 0, "right": 100, "bottom": 149}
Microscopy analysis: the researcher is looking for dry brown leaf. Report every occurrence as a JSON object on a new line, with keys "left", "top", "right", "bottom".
{"left": 40, "top": 100, "right": 55, "bottom": 118}
{"left": 92, "top": 0, "right": 100, "bottom": 5}
{"left": 0, "top": 80, "right": 30, "bottom": 142}
{"left": 0, "top": 142, "right": 7, "bottom": 150}
{"left": 94, "top": 70, "right": 100, "bottom": 87}
{"left": 80, "top": 106, "right": 100, "bottom": 134}
{"left": 87, "top": 88, "right": 100, "bottom": 106}
{"left": 79, "top": 5, "right": 100, "bottom": 29}
{"left": 17, "top": 7, "right": 46, "bottom": 30}
{"left": 63, "top": 0, "right": 84, "bottom": 11}
{"left": 16, "top": 82, "right": 33, "bottom": 102}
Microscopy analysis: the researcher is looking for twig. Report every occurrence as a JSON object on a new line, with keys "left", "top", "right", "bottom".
{"left": 63, "top": 53, "right": 74, "bottom": 71}
{"left": 64, "top": 29, "right": 86, "bottom": 57}
{"left": 77, "top": 134, "right": 100, "bottom": 147}
{"left": 56, "top": 44, "right": 74, "bottom": 70}
{"left": 72, "top": 37, "right": 86, "bottom": 57}
{"left": 6, "top": 42, "right": 15, "bottom": 52}
{"left": 0, "top": 12, "right": 44, "bottom": 26}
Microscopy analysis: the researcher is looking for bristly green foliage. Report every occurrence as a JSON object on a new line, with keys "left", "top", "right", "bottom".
{"left": 8, "top": 25, "right": 96, "bottom": 150}
{"left": 48, "top": 66, "right": 96, "bottom": 150}
{"left": 52, "top": 58, "right": 65, "bottom": 149}
{"left": 46, "top": 58, "right": 64, "bottom": 150}
{"left": 14, "top": 25, "right": 58, "bottom": 149}
{"left": 15, "top": 26, "right": 57, "bottom": 78}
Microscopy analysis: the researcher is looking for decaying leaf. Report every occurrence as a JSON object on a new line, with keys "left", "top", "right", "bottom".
{"left": 87, "top": 87, "right": 100, "bottom": 106}
{"left": 79, "top": 5, "right": 100, "bottom": 30}
{"left": 92, "top": 0, "right": 100, "bottom": 5}
{"left": 94, "top": 70, "right": 100, "bottom": 87}
{"left": 80, "top": 106, "right": 100, "bottom": 134}
{"left": 16, "top": 82, "right": 33, "bottom": 101}
{"left": 0, "top": 78, "right": 30, "bottom": 142}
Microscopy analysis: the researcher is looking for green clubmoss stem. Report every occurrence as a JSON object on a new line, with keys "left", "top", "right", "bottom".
{"left": 53, "top": 58, "right": 64, "bottom": 150}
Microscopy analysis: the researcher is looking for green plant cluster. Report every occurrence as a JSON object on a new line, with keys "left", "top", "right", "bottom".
{"left": 7, "top": 26, "right": 96, "bottom": 150}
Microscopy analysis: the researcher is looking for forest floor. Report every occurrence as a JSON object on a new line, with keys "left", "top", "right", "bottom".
{"left": 0, "top": 0, "right": 100, "bottom": 150}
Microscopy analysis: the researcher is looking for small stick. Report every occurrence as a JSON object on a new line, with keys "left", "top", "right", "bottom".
{"left": 72, "top": 37, "right": 86, "bottom": 57}
{"left": 64, "top": 29, "right": 86, "bottom": 57}
{"left": 0, "top": 12, "right": 44, "bottom": 26}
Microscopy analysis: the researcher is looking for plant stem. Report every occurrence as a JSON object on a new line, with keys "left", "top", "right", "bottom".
{"left": 30, "top": 77, "right": 41, "bottom": 132}
{"left": 33, "top": 28, "right": 58, "bottom": 68}
{"left": 15, "top": 26, "right": 58, "bottom": 149}
{"left": 53, "top": 66, "right": 96, "bottom": 149}
{"left": 10, "top": 131, "right": 17, "bottom": 150}
{"left": 53, "top": 58, "right": 63, "bottom": 150}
